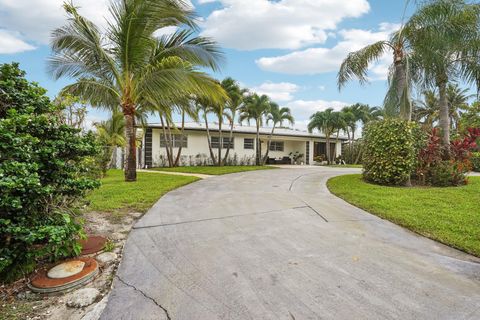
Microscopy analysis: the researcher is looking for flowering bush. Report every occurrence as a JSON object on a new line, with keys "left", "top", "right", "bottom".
{"left": 416, "top": 128, "right": 480, "bottom": 186}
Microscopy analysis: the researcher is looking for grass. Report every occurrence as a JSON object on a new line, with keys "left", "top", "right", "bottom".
{"left": 149, "top": 165, "right": 275, "bottom": 175}
{"left": 327, "top": 174, "right": 480, "bottom": 257}
{"left": 86, "top": 169, "right": 199, "bottom": 213}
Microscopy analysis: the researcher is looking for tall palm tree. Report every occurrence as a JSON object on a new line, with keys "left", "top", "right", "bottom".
{"left": 239, "top": 94, "right": 271, "bottom": 165}
{"left": 262, "top": 104, "right": 294, "bottom": 164}
{"left": 308, "top": 108, "right": 337, "bottom": 164}
{"left": 331, "top": 111, "right": 347, "bottom": 163}
{"left": 337, "top": 5, "right": 413, "bottom": 121}
{"left": 221, "top": 77, "right": 246, "bottom": 163}
{"left": 405, "top": 0, "right": 480, "bottom": 147}
{"left": 49, "top": 0, "right": 224, "bottom": 181}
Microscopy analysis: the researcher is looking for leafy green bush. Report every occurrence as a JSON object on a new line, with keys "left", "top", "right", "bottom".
{"left": 472, "top": 152, "right": 480, "bottom": 172}
{"left": 429, "top": 160, "right": 467, "bottom": 187}
{"left": 363, "top": 119, "right": 418, "bottom": 185}
{"left": 0, "top": 63, "right": 100, "bottom": 282}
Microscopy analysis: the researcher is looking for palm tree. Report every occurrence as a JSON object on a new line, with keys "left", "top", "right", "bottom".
{"left": 95, "top": 110, "right": 126, "bottom": 170}
{"left": 337, "top": 17, "right": 413, "bottom": 120}
{"left": 239, "top": 94, "right": 271, "bottom": 165}
{"left": 405, "top": 0, "right": 480, "bottom": 147}
{"left": 413, "top": 90, "right": 439, "bottom": 128}
{"left": 446, "top": 83, "right": 474, "bottom": 131}
{"left": 262, "top": 104, "right": 294, "bottom": 164}
{"left": 331, "top": 111, "right": 347, "bottom": 163}
{"left": 49, "top": 1, "right": 224, "bottom": 181}
{"left": 221, "top": 78, "right": 246, "bottom": 164}
{"left": 308, "top": 108, "right": 337, "bottom": 164}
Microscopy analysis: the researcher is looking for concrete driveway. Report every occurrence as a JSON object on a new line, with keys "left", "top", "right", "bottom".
{"left": 101, "top": 167, "right": 480, "bottom": 320}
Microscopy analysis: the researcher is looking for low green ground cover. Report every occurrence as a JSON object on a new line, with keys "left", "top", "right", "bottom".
{"left": 87, "top": 169, "right": 199, "bottom": 213}
{"left": 149, "top": 165, "right": 275, "bottom": 175}
{"left": 327, "top": 174, "right": 480, "bottom": 257}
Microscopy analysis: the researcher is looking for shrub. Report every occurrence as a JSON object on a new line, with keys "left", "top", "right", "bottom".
{"left": 416, "top": 128, "right": 480, "bottom": 186}
{"left": 363, "top": 119, "right": 418, "bottom": 186}
{"left": 0, "top": 63, "right": 100, "bottom": 282}
{"left": 472, "top": 152, "right": 480, "bottom": 172}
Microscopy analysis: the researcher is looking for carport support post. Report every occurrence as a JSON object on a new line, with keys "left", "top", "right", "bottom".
{"left": 308, "top": 139, "right": 314, "bottom": 165}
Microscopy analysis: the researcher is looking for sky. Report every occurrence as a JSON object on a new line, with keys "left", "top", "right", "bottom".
{"left": 0, "top": 0, "right": 417, "bottom": 130}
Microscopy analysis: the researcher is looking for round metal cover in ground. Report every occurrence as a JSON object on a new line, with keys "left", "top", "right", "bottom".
{"left": 79, "top": 236, "right": 107, "bottom": 255}
{"left": 28, "top": 257, "right": 98, "bottom": 294}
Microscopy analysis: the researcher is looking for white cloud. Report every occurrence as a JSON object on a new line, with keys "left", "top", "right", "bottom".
{"left": 256, "top": 22, "right": 399, "bottom": 78}
{"left": 0, "top": 0, "right": 110, "bottom": 45}
{"left": 285, "top": 99, "right": 350, "bottom": 122}
{"left": 200, "top": 0, "right": 370, "bottom": 50}
{"left": 251, "top": 81, "right": 299, "bottom": 102}
{"left": 0, "top": 30, "right": 36, "bottom": 54}
{"left": 153, "top": 26, "right": 179, "bottom": 38}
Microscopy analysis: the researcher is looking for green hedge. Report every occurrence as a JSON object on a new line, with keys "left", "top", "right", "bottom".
{"left": 0, "top": 63, "right": 100, "bottom": 282}
{"left": 363, "top": 119, "right": 418, "bottom": 186}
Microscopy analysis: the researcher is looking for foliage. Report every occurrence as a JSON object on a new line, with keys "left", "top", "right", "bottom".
{"left": 416, "top": 127, "right": 479, "bottom": 186}
{"left": 471, "top": 152, "right": 480, "bottom": 172}
{"left": 328, "top": 174, "right": 480, "bottom": 257}
{"left": 49, "top": 1, "right": 226, "bottom": 181}
{"left": 362, "top": 119, "right": 418, "bottom": 185}
{"left": 53, "top": 93, "right": 88, "bottom": 130}
{"left": 459, "top": 102, "right": 480, "bottom": 133}
{"left": 0, "top": 63, "right": 100, "bottom": 282}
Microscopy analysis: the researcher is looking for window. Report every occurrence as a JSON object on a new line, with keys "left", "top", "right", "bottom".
{"left": 269, "top": 141, "right": 284, "bottom": 151}
{"left": 160, "top": 134, "right": 187, "bottom": 148}
{"left": 244, "top": 138, "right": 254, "bottom": 150}
{"left": 211, "top": 137, "right": 234, "bottom": 149}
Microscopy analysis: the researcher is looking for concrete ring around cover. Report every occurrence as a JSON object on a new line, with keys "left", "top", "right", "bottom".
{"left": 28, "top": 257, "right": 99, "bottom": 294}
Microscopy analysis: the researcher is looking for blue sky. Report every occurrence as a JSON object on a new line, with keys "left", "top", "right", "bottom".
{"left": 0, "top": 0, "right": 416, "bottom": 129}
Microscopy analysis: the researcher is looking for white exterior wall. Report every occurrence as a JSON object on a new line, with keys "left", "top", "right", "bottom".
{"left": 149, "top": 129, "right": 342, "bottom": 167}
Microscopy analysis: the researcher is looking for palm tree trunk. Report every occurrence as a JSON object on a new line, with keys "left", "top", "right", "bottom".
{"left": 123, "top": 106, "right": 137, "bottom": 182}
{"left": 438, "top": 80, "right": 450, "bottom": 148}
{"left": 174, "top": 111, "right": 185, "bottom": 167}
{"left": 204, "top": 114, "right": 217, "bottom": 165}
{"left": 262, "top": 125, "right": 276, "bottom": 165}
{"left": 334, "top": 130, "right": 340, "bottom": 163}
{"left": 394, "top": 59, "right": 411, "bottom": 121}
{"left": 159, "top": 115, "right": 173, "bottom": 167}
{"left": 326, "top": 135, "right": 331, "bottom": 165}
{"left": 223, "top": 118, "right": 235, "bottom": 164}
{"left": 256, "top": 121, "right": 261, "bottom": 166}
{"left": 218, "top": 117, "right": 223, "bottom": 167}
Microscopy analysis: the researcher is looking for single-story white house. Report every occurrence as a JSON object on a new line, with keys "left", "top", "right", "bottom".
{"left": 141, "top": 122, "right": 347, "bottom": 167}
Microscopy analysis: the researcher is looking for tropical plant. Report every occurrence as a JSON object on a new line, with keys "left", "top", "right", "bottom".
{"left": 262, "top": 104, "right": 294, "bottom": 164}
{"left": 95, "top": 110, "right": 126, "bottom": 173}
{"left": 337, "top": 16, "right": 413, "bottom": 120}
{"left": 413, "top": 89, "right": 439, "bottom": 127}
{"left": 446, "top": 83, "right": 473, "bottom": 131}
{"left": 49, "top": 0, "right": 225, "bottom": 181}
{"left": 308, "top": 108, "right": 337, "bottom": 164}
{"left": 459, "top": 101, "right": 480, "bottom": 133}
{"left": 0, "top": 63, "right": 99, "bottom": 282}
{"left": 221, "top": 77, "right": 246, "bottom": 163}
{"left": 239, "top": 94, "right": 272, "bottom": 165}
{"left": 405, "top": 0, "right": 480, "bottom": 147}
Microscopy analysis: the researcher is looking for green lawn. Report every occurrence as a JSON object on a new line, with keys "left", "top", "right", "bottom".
{"left": 327, "top": 174, "right": 480, "bottom": 257}
{"left": 87, "top": 169, "right": 199, "bottom": 213}
{"left": 149, "top": 165, "right": 275, "bottom": 175}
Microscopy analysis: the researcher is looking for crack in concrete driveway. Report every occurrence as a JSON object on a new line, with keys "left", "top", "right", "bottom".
{"left": 101, "top": 167, "right": 480, "bottom": 320}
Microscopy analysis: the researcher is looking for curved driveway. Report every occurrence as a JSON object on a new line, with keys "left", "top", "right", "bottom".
{"left": 101, "top": 167, "right": 480, "bottom": 320}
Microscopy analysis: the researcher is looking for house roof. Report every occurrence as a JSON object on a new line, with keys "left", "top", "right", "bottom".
{"left": 144, "top": 122, "right": 348, "bottom": 140}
